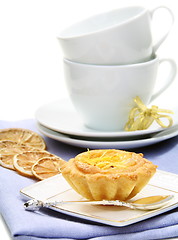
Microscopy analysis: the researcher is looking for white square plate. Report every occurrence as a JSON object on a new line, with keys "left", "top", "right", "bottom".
{"left": 20, "top": 170, "right": 178, "bottom": 227}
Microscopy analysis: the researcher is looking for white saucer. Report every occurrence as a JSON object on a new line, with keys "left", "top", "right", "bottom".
{"left": 37, "top": 122, "right": 178, "bottom": 149}
{"left": 35, "top": 98, "right": 177, "bottom": 138}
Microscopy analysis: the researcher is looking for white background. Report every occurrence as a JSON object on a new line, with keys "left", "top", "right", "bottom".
{"left": 0, "top": 0, "right": 178, "bottom": 239}
{"left": 0, "top": 0, "right": 178, "bottom": 121}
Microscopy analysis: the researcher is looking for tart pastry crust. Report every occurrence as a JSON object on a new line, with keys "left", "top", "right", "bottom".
{"left": 60, "top": 149, "right": 157, "bottom": 201}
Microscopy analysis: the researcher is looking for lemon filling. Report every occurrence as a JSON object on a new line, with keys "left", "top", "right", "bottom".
{"left": 78, "top": 150, "right": 136, "bottom": 170}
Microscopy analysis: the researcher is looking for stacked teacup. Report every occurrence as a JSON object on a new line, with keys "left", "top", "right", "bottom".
{"left": 58, "top": 6, "right": 176, "bottom": 131}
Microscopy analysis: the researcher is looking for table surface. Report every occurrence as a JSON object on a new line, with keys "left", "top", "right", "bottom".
{"left": 0, "top": 216, "right": 12, "bottom": 240}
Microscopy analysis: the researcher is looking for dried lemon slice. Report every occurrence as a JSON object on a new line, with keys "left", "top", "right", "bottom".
{"left": 0, "top": 140, "right": 33, "bottom": 170}
{"left": 13, "top": 151, "right": 58, "bottom": 177}
{"left": 0, "top": 128, "right": 46, "bottom": 150}
{"left": 32, "top": 157, "right": 63, "bottom": 180}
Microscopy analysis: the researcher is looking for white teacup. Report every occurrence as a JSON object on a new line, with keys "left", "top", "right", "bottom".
{"left": 63, "top": 56, "right": 177, "bottom": 131}
{"left": 58, "top": 6, "right": 174, "bottom": 65}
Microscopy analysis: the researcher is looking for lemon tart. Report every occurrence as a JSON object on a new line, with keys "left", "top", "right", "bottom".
{"left": 60, "top": 149, "right": 157, "bottom": 201}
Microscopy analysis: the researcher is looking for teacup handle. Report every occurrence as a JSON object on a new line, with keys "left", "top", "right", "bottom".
{"left": 150, "top": 6, "right": 174, "bottom": 52}
{"left": 150, "top": 58, "right": 177, "bottom": 102}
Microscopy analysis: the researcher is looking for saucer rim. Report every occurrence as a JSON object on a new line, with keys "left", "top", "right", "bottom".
{"left": 37, "top": 122, "right": 178, "bottom": 149}
{"left": 35, "top": 98, "right": 172, "bottom": 138}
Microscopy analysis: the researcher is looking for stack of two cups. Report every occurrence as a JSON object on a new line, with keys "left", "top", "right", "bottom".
{"left": 58, "top": 6, "right": 176, "bottom": 132}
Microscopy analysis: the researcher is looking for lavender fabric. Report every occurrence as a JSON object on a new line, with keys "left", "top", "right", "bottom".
{"left": 0, "top": 119, "right": 178, "bottom": 240}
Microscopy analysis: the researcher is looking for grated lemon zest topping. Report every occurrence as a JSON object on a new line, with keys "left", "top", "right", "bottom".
{"left": 79, "top": 150, "right": 136, "bottom": 169}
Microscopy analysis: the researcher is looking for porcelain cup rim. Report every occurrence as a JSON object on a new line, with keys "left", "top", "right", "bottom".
{"left": 63, "top": 55, "right": 158, "bottom": 68}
